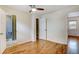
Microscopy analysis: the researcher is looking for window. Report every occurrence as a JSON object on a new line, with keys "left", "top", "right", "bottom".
{"left": 69, "top": 21, "right": 77, "bottom": 29}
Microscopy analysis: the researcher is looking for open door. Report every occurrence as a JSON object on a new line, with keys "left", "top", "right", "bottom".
{"left": 39, "top": 16, "right": 47, "bottom": 40}
{"left": 0, "top": 9, "right": 6, "bottom": 54}
{"left": 12, "top": 15, "right": 16, "bottom": 40}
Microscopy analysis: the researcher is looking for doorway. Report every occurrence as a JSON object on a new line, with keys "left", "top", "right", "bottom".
{"left": 35, "top": 17, "right": 47, "bottom": 41}
{"left": 67, "top": 16, "right": 79, "bottom": 54}
{"left": 6, "top": 15, "right": 16, "bottom": 47}
{"left": 36, "top": 18, "right": 39, "bottom": 41}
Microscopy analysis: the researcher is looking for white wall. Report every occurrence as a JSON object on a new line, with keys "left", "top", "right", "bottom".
{"left": 39, "top": 12, "right": 67, "bottom": 44}
{"left": 0, "top": 6, "right": 32, "bottom": 46}
{"left": 31, "top": 14, "right": 36, "bottom": 41}
{"left": 39, "top": 6, "right": 79, "bottom": 44}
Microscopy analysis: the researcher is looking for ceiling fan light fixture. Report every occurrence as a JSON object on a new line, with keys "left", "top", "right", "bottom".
{"left": 32, "top": 8, "right": 37, "bottom": 11}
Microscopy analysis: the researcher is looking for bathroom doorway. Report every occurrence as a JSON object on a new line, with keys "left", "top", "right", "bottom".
{"left": 6, "top": 15, "right": 16, "bottom": 47}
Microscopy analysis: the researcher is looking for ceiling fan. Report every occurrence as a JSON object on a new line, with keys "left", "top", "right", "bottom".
{"left": 29, "top": 5, "right": 44, "bottom": 13}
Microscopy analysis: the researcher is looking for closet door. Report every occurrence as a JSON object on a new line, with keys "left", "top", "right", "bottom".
{"left": 0, "top": 10, "right": 6, "bottom": 53}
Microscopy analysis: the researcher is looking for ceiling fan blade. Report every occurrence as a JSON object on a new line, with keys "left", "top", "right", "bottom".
{"left": 29, "top": 5, "right": 44, "bottom": 13}
{"left": 36, "top": 8, "right": 44, "bottom": 10}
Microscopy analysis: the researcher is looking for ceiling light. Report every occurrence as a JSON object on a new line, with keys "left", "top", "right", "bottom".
{"left": 32, "top": 8, "right": 37, "bottom": 11}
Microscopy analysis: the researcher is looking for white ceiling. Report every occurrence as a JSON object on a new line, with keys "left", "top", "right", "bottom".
{"left": 2, "top": 5, "right": 75, "bottom": 15}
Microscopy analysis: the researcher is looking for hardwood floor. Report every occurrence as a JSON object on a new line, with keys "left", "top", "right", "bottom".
{"left": 67, "top": 37, "right": 79, "bottom": 54}
{"left": 3, "top": 40, "right": 67, "bottom": 54}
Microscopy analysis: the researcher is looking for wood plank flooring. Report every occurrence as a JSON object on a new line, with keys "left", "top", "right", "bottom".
{"left": 67, "top": 37, "right": 79, "bottom": 54}
{"left": 3, "top": 40, "right": 67, "bottom": 54}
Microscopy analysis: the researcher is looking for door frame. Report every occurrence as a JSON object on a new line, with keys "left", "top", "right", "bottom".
{"left": 6, "top": 15, "right": 16, "bottom": 41}
{"left": 35, "top": 17, "right": 47, "bottom": 41}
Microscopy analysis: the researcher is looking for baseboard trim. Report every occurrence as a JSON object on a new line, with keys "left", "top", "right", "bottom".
{"left": 39, "top": 39, "right": 67, "bottom": 45}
